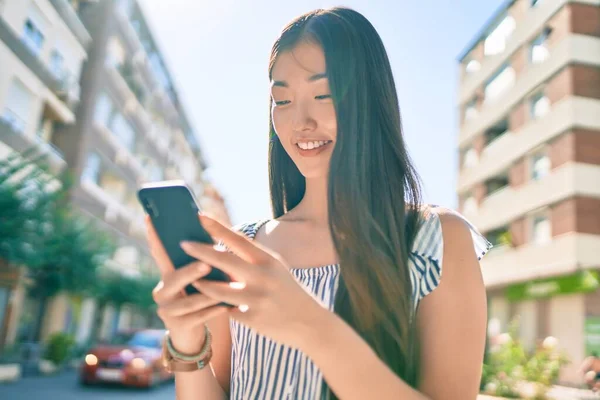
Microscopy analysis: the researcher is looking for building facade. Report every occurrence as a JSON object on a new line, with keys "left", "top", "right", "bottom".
{"left": 0, "top": 0, "right": 230, "bottom": 350}
{"left": 0, "top": 0, "right": 91, "bottom": 350}
{"left": 456, "top": 0, "right": 600, "bottom": 384}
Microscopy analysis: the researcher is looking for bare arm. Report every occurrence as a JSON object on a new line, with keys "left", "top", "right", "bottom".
{"left": 300, "top": 211, "right": 487, "bottom": 399}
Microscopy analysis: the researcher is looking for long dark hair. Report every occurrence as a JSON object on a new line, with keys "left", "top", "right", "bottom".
{"left": 268, "top": 7, "right": 423, "bottom": 395}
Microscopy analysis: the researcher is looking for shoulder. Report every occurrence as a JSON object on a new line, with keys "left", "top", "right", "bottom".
{"left": 409, "top": 205, "right": 492, "bottom": 303}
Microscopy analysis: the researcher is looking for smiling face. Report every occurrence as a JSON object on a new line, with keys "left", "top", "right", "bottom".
{"left": 270, "top": 41, "right": 337, "bottom": 179}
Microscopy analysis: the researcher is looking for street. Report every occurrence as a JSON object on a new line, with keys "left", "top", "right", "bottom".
{"left": 0, "top": 370, "right": 176, "bottom": 400}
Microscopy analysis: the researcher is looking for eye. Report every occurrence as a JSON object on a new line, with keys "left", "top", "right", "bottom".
{"left": 315, "top": 94, "right": 331, "bottom": 100}
{"left": 273, "top": 100, "right": 291, "bottom": 106}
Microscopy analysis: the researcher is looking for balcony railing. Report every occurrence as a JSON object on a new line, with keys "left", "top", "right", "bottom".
{"left": 0, "top": 109, "right": 67, "bottom": 174}
{"left": 48, "top": 0, "right": 92, "bottom": 48}
{"left": 0, "top": 17, "right": 80, "bottom": 112}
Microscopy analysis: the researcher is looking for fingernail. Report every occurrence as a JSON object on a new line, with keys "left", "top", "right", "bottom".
{"left": 180, "top": 241, "right": 191, "bottom": 249}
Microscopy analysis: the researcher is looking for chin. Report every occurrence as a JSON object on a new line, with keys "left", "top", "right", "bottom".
{"left": 296, "top": 166, "right": 329, "bottom": 180}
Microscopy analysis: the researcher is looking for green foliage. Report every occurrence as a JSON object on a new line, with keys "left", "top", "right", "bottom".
{"left": 482, "top": 319, "right": 571, "bottom": 399}
{"left": 43, "top": 332, "right": 76, "bottom": 366}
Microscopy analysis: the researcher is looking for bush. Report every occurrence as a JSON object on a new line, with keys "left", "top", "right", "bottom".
{"left": 482, "top": 320, "right": 570, "bottom": 399}
{"left": 43, "top": 332, "right": 76, "bottom": 366}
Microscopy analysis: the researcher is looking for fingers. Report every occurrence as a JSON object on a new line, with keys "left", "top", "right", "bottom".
{"left": 200, "top": 214, "right": 272, "bottom": 264}
{"left": 160, "top": 305, "right": 230, "bottom": 332}
{"left": 145, "top": 215, "right": 174, "bottom": 276}
{"left": 180, "top": 241, "right": 255, "bottom": 280}
{"left": 157, "top": 293, "right": 222, "bottom": 318}
{"left": 153, "top": 262, "right": 212, "bottom": 304}
{"left": 193, "top": 279, "right": 249, "bottom": 307}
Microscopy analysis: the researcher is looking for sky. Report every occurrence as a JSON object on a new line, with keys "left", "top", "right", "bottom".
{"left": 138, "top": 0, "right": 501, "bottom": 225}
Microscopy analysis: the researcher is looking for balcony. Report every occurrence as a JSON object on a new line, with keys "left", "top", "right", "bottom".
{"left": 93, "top": 122, "right": 148, "bottom": 183}
{"left": 459, "top": 34, "right": 600, "bottom": 146}
{"left": 0, "top": 17, "right": 80, "bottom": 113}
{"left": 114, "top": 4, "right": 142, "bottom": 55}
{"left": 48, "top": 0, "right": 92, "bottom": 49}
{"left": 458, "top": 96, "right": 600, "bottom": 192}
{"left": 481, "top": 232, "right": 600, "bottom": 288}
{"left": 464, "top": 162, "right": 600, "bottom": 233}
{"left": 0, "top": 109, "right": 66, "bottom": 174}
{"left": 459, "top": 0, "right": 576, "bottom": 102}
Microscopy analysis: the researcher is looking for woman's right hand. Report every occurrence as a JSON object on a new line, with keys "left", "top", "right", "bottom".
{"left": 146, "top": 215, "right": 229, "bottom": 355}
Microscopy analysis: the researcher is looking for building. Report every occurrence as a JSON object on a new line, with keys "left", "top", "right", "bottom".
{"left": 0, "top": 0, "right": 231, "bottom": 350}
{"left": 456, "top": 0, "right": 600, "bottom": 384}
{"left": 0, "top": 0, "right": 91, "bottom": 350}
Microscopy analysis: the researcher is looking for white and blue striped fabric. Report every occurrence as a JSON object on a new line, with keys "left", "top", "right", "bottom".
{"left": 228, "top": 207, "right": 492, "bottom": 399}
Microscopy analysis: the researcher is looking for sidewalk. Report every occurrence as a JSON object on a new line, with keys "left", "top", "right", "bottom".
{"left": 478, "top": 385, "right": 598, "bottom": 400}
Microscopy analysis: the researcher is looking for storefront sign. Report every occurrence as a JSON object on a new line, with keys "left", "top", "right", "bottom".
{"left": 585, "top": 317, "right": 600, "bottom": 356}
{"left": 506, "top": 271, "right": 599, "bottom": 302}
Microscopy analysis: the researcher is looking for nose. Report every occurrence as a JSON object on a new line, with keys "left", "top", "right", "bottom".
{"left": 291, "top": 101, "right": 317, "bottom": 132}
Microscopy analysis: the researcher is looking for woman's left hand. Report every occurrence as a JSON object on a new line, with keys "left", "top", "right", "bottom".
{"left": 180, "top": 215, "right": 327, "bottom": 349}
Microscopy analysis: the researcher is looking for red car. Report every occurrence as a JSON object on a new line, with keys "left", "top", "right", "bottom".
{"left": 79, "top": 329, "right": 173, "bottom": 388}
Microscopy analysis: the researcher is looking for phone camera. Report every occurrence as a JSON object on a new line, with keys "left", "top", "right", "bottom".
{"left": 145, "top": 199, "right": 159, "bottom": 217}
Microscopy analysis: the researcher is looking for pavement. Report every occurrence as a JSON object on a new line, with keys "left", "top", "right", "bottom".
{"left": 0, "top": 370, "right": 175, "bottom": 400}
{"left": 1, "top": 370, "right": 598, "bottom": 399}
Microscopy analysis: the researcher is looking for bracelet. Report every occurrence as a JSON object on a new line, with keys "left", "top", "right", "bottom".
{"left": 165, "top": 325, "right": 212, "bottom": 362}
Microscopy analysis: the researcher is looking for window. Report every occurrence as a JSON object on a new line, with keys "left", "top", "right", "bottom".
{"left": 1, "top": 79, "right": 33, "bottom": 134}
{"left": 82, "top": 152, "right": 101, "bottom": 183}
{"left": 531, "top": 152, "right": 551, "bottom": 180}
{"left": 22, "top": 18, "right": 44, "bottom": 56}
{"left": 94, "top": 93, "right": 114, "bottom": 126}
{"left": 485, "top": 118, "right": 509, "bottom": 145}
{"left": 530, "top": 91, "right": 550, "bottom": 119}
{"left": 531, "top": 214, "right": 551, "bottom": 245}
{"left": 530, "top": 30, "right": 550, "bottom": 64}
{"left": 484, "top": 15, "right": 516, "bottom": 56}
{"left": 485, "top": 174, "right": 509, "bottom": 195}
{"left": 485, "top": 65, "right": 515, "bottom": 102}
{"left": 465, "top": 59, "right": 481, "bottom": 74}
{"left": 50, "top": 49, "right": 65, "bottom": 78}
{"left": 109, "top": 114, "right": 136, "bottom": 151}
{"left": 105, "top": 37, "right": 125, "bottom": 67}
{"left": 464, "top": 98, "right": 478, "bottom": 121}
{"left": 462, "top": 147, "right": 479, "bottom": 169}
{"left": 149, "top": 164, "right": 163, "bottom": 181}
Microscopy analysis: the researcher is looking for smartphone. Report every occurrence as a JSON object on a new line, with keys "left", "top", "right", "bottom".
{"left": 137, "top": 180, "right": 230, "bottom": 295}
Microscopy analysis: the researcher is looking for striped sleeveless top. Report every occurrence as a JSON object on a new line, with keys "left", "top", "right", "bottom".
{"left": 228, "top": 207, "right": 492, "bottom": 399}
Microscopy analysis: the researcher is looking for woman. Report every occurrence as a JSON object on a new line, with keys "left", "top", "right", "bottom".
{"left": 148, "top": 7, "right": 492, "bottom": 400}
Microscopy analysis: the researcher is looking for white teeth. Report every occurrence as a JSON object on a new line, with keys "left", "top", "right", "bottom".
{"left": 297, "top": 140, "right": 330, "bottom": 150}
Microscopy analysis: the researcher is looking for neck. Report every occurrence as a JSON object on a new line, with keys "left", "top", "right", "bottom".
{"left": 294, "top": 176, "right": 329, "bottom": 226}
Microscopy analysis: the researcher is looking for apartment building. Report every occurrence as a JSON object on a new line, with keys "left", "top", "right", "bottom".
{"left": 456, "top": 0, "right": 600, "bottom": 383}
{"left": 0, "top": 0, "right": 91, "bottom": 350}
{"left": 0, "top": 0, "right": 230, "bottom": 349}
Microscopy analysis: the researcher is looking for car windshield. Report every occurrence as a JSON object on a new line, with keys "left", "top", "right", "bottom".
{"left": 110, "top": 331, "right": 162, "bottom": 349}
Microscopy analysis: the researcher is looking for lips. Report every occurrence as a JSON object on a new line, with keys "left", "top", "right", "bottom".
{"left": 294, "top": 139, "right": 333, "bottom": 157}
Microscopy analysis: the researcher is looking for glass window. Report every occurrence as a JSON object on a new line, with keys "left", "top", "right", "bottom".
{"left": 2, "top": 79, "right": 33, "bottom": 134}
{"left": 49, "top": 50, "right": 65, "bottom": 78}
{"left": 81, "top": 152, "right": 101, "bottom": 183}
{"left": 109, "top": 114, "right": 136, "bottom": 151}
{"left": 531, "top": 152, "right": 551, "bottom": 180}
{"left": 530, "top": 92, "right": 550, "bottom": 119}
{"left": 532, "top": 215, "right": 551, "bottom": 245}
{"left": 484, "top": 15, "right": 516, "bottom": 56}
{"left": 94, "top": 93, "right": 114, "bottom": 126}
{"left": 485, "top": 65, "right": 516, "bottom": 102}
{"left": 530, "top": 30, "right": 550, "bottom": 64}
{"left": 22, "top": 18, "right": 44, "bottom": 56}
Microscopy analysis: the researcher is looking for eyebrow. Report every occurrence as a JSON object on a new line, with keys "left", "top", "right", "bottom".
{"left": 272, "top": 73, "right": 328, "bottom": 88}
